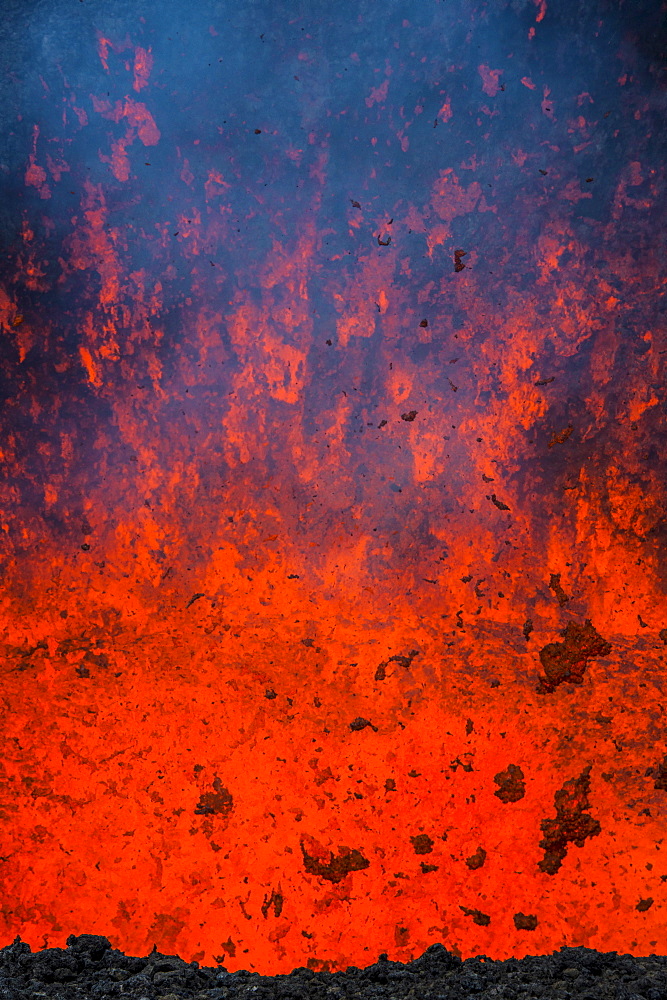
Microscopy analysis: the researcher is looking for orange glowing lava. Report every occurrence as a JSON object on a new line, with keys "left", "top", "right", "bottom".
{"left": 0, "top": 0, "right": 666, "bottom": 973}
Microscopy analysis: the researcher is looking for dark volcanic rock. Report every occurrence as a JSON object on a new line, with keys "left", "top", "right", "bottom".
{"left": 538, "top": 620, "right": 612, "bottom": 691}
{"left": 537, "top": 765, "right": 602, "bottom": 874}
{"left": 299, "top": 841, "right": 370, "bottom": 882}
{"left": 1, "top": 936, "right": 666, "bottom": 1000}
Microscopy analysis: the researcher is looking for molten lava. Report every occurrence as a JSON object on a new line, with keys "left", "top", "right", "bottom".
{"left": 0, "top": 0, "right": 665, "bottom": 975}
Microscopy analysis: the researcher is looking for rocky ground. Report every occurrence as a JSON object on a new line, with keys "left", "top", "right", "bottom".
{"left": 0, "top": 934, "right": 665, "bottom": 1000}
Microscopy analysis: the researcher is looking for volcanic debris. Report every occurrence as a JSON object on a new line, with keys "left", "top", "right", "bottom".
{"left": 493, "top": 763, "right": 526, "bottom": 803}
{"left": 459, "top": 905, "right": 490, "bottom": 926}
{"left": 537, "top": 765, "right": 601, "bottom": 875}
{"left": 374, "top": 648, "right": 420, "bottom": 681}
{"left": 645, "top": 752, "right": 667, "bottom": 790}
{"left": 260, "top": 888, "right": 283, "bottom": 919}
{"left": 548, "top": 425, "right": 574, "bottom": 448}
{"left": 488, "top": 493, "right": 510, "bottom": 510}
{"left": 548, "top": 572, "right": 570, "bottom": 606}
{"left": 300, "top": 841, "right": 370, "bottom": 883}
{"left": 537, "top": 619, "right": 612, "bottom": 692}
{"left": 194, "top": 776, "right": 233, "bottom": 816}
{"left": 410, "top": 834, "right": 434, "bottom": 855}
{"left": 1, "top": 934, "right": 667, "bottom": 999}
{"left": 465, "top": 846, "right": 487, "bottom": 870}
{"left": 349, "top": 716, "right": 378, "bottom": 732}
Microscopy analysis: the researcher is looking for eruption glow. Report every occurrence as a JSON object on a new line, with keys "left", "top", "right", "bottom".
{"left": 0, "top": 0, "right": 666, "bottom": 974}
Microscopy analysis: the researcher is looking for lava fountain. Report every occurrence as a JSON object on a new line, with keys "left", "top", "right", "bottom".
{"left": 0, "top": 0, "right": 666, "bottom": 975}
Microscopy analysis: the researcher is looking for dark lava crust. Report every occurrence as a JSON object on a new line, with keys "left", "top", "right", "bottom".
{"left": 1, "top": 934, "right": 666, "bottom": 1000}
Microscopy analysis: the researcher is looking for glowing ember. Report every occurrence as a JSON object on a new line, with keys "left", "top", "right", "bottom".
{"left": 0, "top": 0, "right": 665, "bottom": 975}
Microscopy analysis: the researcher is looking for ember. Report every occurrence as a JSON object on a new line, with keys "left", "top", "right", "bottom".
{"left": 0, "top": 0, "right": 666, "bottom": 980}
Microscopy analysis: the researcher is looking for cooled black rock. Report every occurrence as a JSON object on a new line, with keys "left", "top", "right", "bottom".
{"left": 1, "top": 935, "right": 666, "bottom": 1000}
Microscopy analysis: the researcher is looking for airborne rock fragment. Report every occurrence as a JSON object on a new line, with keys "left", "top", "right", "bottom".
{"left": 548, "top": 425, "right": 573, "bottom": 448}
{"left": 410, "top": 834, "right": 434, "bottom": 854}
{"left": 537, "top": 765, "right": 601, "bottom": 874}
{"left": 548, "top": 572, "right": 570, "bottom": 606}
{"left": 489, "top": 493, "right": 510, "bottom": 510}
{"left": 349, "top": 716, "right": 378, "bottom": 732}
{"left": 300, "top": 841, "right": 370, "bottom": 882}
{"left": 493, "top": 763, "right": 525, "bottom": 803}
{"left": 537, "top": 619, "right": 611, "bottom": 692}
